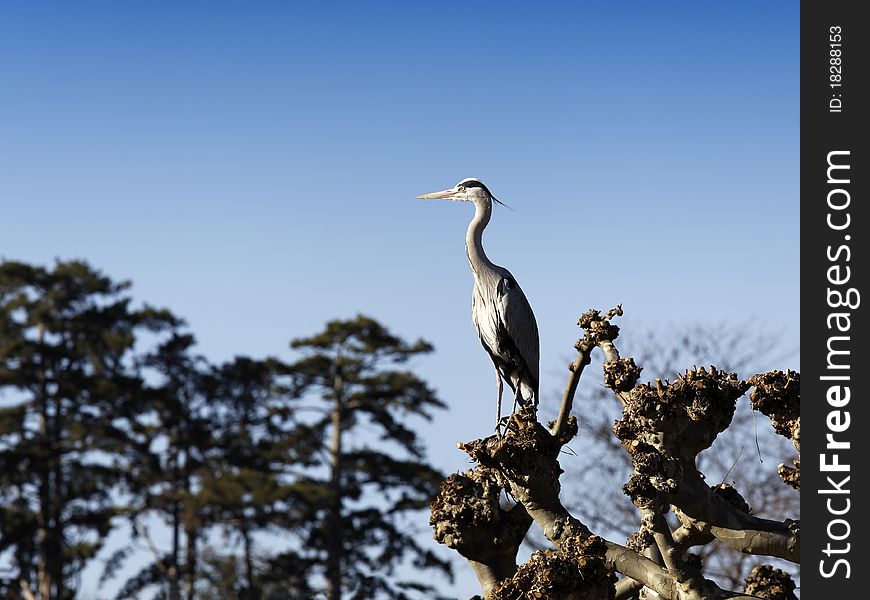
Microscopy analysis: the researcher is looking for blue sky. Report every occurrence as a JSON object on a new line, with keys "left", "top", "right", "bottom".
{"left": 2, "top": 2, "right": 798, "bottom": 597}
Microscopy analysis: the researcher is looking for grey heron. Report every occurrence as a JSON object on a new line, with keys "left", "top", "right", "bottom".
{"left": 417, "top": 178, "right": 540, "bottom": 432}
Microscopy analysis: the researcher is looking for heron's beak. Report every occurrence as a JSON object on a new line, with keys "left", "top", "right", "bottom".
{"left": 417, "top": 188, "right": 459, "bottom": 200}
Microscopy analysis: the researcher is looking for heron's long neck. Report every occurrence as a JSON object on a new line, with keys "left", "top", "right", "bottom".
{"left": 466, "top": 200, "right": 496, "bottom": 277}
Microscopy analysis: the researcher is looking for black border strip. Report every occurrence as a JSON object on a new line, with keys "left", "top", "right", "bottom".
{"left": 801, "top": 1, "right": 868, "bottom": 595}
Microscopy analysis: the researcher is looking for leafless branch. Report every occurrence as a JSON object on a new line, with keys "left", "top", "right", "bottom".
{"left": 431, "top": 308, "right": 800, "bottom": 599}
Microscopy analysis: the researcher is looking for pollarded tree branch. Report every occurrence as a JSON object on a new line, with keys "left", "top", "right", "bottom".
{"left": 748, "top": 370, "right": 801, "bottom": 490}
{"left": 609, "top": 363, "right": 800, "bottom": 564}
{"left": 742, "top": 564, "right": 798, "bottom": 600}
{"left": 467, "top": 558, "right": 522, "bottom": 598}
{"left": 646, "top": 509, "right": 683, "bottom": 577}
{"left": 433, "top": 307, "right": 799, "bottom": 599}
{"left": 614, "top": 527, "right": 667, "bottom": 600}
{"left": 429, "top": 467, "right": 532, "bottom": 597}
{"left": 490, "top": 535, "right": 616, "bottom": 600}
{"left": 747, "top": 370, "right": 799, "bottom": 452}
{"left": 671, "top": 469, "right": 799, "bottom": 562}
{"left": 552, "top": 306, "right": 640, "bottom": 440}
{"left": 459, "top": 410, "right": 755, "bottom": 600}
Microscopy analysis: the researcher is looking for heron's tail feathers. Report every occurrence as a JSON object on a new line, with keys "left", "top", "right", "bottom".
{"left": 519, "top": 380, "right": 538, "bottom": 407}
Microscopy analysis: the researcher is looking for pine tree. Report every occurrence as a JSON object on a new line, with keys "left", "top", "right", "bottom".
{"left": 198, "top": 356, "right": 298, "bottom": 600}
{"left": 110, "top": 330, "right": 215, "bottom": 600}
{"left": 286, "top": 315, "right": 452, "bottom": 599}
{"left": 0, "top": 260, "right": 175, "bottom": 599}
{"left": 114, "top": 344, "right": 318, "bottom": 599}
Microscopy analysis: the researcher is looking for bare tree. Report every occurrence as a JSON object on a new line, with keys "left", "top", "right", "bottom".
{"left": 562, "top": 321, "right": 799, "bottom": 592}
{"left": 429, "top": 308, "right": 799, "bottom": 599}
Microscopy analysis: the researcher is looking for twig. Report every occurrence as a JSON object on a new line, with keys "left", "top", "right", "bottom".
{"left": 551, "top": 306, "right": 626, "bottom": 439}
{"left": 551, "top": 341, "right": 593, "bottom": 439}
{"left": 133, "top": 517, "right": 172, "bottom": 578}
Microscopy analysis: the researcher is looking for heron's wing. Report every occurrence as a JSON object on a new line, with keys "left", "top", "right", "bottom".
{"left": 472, "top": 286, "right": 501, "bottom": 358}
{"left": 495, "top": 275, "right": 540, "bottom": 387}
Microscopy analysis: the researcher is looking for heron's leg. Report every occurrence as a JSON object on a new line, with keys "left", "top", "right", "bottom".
{"left": 495, "top": 367, "right": 504, "bottom": 435}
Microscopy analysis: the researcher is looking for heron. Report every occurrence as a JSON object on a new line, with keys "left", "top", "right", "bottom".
{"left": 417, "top": 178, "right": 540, "bottom": 433}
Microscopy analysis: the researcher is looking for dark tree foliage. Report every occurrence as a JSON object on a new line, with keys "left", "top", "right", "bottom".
{"left": 196, "top": 356, "right": 305, "bottom": 600}
{"left": 287, "top": 316, "right": 453, "bottom": 600}
{"left": 109, "top": 330, "right": 215, "bottom": 600}
{"left": 1, "top": 260, "right": 454, "bottom": 600}
{"left": 113, "top": 339, "right": 310, "bottom": 600}
{"left": 111, "top": 317, "right": 455, "bottom": 600}
{"left": 0, "top": 260, "right": 175, "bottom": 599}
{"left": 198, "top": 549, "right": 315, "bottom": 600}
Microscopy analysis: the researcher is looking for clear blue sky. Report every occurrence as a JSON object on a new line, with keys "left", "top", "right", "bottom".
{"left": 2, "top": 2, "right": 798, "bottom": 597}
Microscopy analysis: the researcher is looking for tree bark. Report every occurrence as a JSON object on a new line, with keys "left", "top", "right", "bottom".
{"left": 243, "top": 523, "right": 256, "bottom": 600}
{"left": 184, "top": 470, "right": 198, "bottom": 600}
{"left": 325, "top": 364, "right": 344, "bottom": 600}
{"left": 468, "top": 557, "right": 518, "bottom": 598}
{"left": 169, "top": 492, "right": 181, "bottom": 600}
{"left": 36, "top": 325, "right": 54, "bottom": 600}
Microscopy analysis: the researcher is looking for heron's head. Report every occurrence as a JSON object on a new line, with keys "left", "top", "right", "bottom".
{"left": 416, "top": 178, "right": 506, "bottom": 207}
